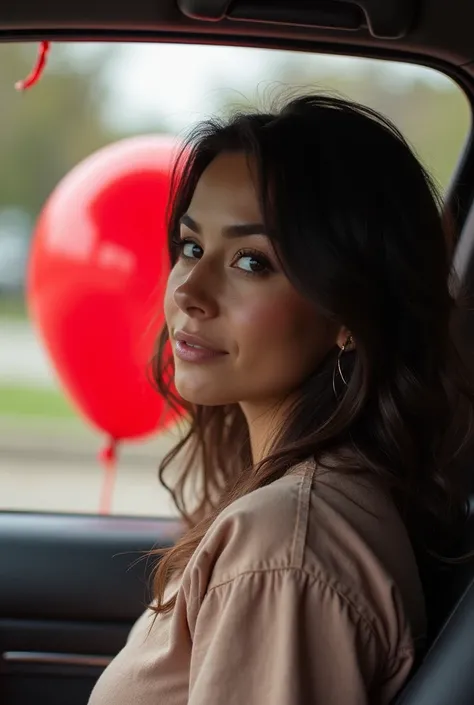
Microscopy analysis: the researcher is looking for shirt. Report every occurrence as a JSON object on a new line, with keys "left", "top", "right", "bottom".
{"left": 88, "top": 460, "right": 426, "bottom": 705}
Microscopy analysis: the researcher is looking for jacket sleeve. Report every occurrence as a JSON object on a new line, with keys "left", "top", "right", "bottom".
{"left": 188, "top": 568, "right": 414, "bottom": 705}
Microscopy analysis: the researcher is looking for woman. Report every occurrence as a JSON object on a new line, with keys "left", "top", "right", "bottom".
{"left": 89, "top": 94, "right": 473, "bottom": 705}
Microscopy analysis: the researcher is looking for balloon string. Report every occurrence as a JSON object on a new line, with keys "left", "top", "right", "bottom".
{"left": 98, "top": 438, "right": 118, "bottom": 515}
{"left": 15, "top": 41, "right": 51, "bottom": 91}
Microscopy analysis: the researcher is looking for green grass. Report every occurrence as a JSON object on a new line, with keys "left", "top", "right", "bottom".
{"left": 0, "top": 384, "right": 79, "bottom": 419}
{"left": 0, "top": 296, "right": 28, "bottom": 320}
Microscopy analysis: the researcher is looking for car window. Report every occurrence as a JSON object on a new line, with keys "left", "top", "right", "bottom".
{"left": 0, "top": 42, "right": 470, "bottom": 517}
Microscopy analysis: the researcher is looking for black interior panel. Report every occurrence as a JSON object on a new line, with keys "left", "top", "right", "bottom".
{"left": 2, "top": 0, "right": 474, "bottom": 70}
{"left": 0, "top": 512, "right": 182, "bottom": 705}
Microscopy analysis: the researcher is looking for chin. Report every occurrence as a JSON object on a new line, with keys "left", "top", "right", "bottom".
{"left": 174, "top": 373, "right": 237, "bottom": 407}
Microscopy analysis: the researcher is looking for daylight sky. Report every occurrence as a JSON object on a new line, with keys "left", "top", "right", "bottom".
{"left": 92, "top": 42, "right": 452, "bottom": 132}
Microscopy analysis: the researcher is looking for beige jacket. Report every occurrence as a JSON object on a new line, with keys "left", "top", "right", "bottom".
{"left": 88, "top": 461, "right": 426, "bottom": 705}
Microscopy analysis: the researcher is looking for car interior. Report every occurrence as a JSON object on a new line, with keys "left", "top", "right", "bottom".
{"left": 1, "top": 1, "right": 474, "bottom": 703}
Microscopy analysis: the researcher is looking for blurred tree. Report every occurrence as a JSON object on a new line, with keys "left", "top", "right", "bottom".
{"left": 0, "top": 43, "right": 169, "bottom": 224}
{"left": 214, "top": 56, "right": 471, "bottom": 191}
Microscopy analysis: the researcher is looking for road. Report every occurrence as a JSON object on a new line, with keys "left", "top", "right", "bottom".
{"left": 0, "top": 420, "right": 180, "bottom": 517}
{"left": 0, "top": 454, "right": 179, "bottom": 518}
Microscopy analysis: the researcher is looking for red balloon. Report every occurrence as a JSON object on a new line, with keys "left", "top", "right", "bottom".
{"left": 28, "top": 135, "right": 179, "bottom": 441}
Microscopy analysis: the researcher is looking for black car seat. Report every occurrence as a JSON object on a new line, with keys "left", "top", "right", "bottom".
{"left": 394, "top": 501, "right": 474, "bottom": 704}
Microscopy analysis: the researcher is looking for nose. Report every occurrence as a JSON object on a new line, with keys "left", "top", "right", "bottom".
{"left": 173, "top": 266, "right": 219, "bottom": 320}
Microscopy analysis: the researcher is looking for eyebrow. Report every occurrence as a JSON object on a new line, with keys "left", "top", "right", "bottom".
{"left": 180, "top": 213, "right": 265, "bottom": 238}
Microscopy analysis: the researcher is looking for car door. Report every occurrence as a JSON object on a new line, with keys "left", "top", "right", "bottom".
{"left": 0, "top": 511, "right": 181, "bottom": 705}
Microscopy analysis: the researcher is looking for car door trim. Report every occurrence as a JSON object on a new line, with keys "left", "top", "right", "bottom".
{"left": 2, "top": 650, "right": 113, "bottom": 668}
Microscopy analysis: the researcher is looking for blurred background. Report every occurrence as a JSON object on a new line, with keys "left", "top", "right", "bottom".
{"left": 0, "top": 41, "right": 470, "bottom": 517}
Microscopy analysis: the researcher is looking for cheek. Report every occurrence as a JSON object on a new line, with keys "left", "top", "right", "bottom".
{"left": 232, "top": 288, "right": 326, "bottom": 356}
{"left": 235, "top": 299, "right": 292, "bottom": 338}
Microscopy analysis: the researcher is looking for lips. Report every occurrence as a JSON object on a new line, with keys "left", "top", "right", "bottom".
{"left": 173, "top": 330, "right": 228, "bottom": 363}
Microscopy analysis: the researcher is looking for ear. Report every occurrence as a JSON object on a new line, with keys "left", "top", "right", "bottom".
{"left": 336, "top": 327, "right": 355, "bottom": 350}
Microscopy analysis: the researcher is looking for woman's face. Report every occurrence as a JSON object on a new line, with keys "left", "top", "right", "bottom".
{"left": 164, "top": 151, "right": 341, "bottom": 412}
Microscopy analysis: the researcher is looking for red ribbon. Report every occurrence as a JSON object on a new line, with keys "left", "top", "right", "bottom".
{"left": 15, "top": 41, "right": 51, "bottom": 91}
{"left": 98, "top": 437, "right": 119, "bottom": 515}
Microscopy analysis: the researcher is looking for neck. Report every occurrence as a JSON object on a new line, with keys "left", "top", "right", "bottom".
{"left": 240, "top": 397, "right": 293, "bottom": 465}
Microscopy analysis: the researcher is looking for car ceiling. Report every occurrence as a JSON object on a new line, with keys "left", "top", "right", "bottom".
{"left": 1, "top": 0, "right": 474, "bottom": 79}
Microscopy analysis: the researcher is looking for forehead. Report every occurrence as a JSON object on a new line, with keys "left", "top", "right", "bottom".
{"left": 188, "top": 151, "right": 262, "bottom": 224}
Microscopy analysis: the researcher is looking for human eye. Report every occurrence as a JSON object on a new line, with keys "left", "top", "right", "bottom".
{"left": 173, "top": 237, "right": 203, "bottom": 261}
{"left": 232, "top": 248, "right": 273, "bottom": 276}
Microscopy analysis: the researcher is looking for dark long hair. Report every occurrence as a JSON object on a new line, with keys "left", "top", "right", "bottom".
{"left": 150, "top": 94, "right": 473, "bottom": 614}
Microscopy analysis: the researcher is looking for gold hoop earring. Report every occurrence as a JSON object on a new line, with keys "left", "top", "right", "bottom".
{"left": 332, "top": 335, "right": 354, "bottom": 397}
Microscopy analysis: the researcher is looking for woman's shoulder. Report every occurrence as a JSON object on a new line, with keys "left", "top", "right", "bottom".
{"left": 182, "top": 458, "right": 426, "bottom": 648}
{"left": 185, "top": 459, "right": 414, "bottom": 589}
{"left": 190, "top": 460, "right": 315, "bottom": 583}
